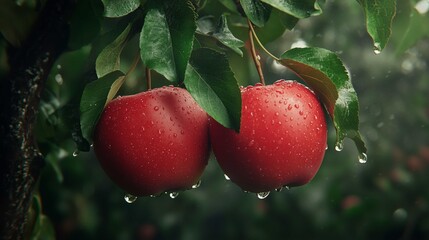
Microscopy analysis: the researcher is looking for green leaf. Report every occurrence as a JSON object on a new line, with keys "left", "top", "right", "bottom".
{"left": 196, "top": 15, "right": 245, "bottom": 56}
{"left": 396, "top": 8, "right": 429, "bottom": 55}
{"left": 357, "top": 0, "right": 396, "bottom": 53}
{"left": 260, "top": 0, "right": 321, "bottom": 18}
{"left": 80, "top": 71, "right": 125, "bottom": 142}
{"left": 96, "top": 24, "right": 131, "bottom": 78}
{"left": 279, "top": 47, "right": 367, "bottom": 158}
{"left": 240, "top": 0, "right": 272, "bottom": 27}
{"left": 140, "top": 1, "right": 196, "bottom": 83}
{"left": 101, "top": 0, "right": 140, "bottom": 18}
{"left": 184, "top": 48, "right": 242, "bottom": 131}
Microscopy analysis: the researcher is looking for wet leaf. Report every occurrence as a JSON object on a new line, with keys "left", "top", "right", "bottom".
{"left": 357, "top": 0, "right": 396, "bottom": 53}
{"left": 196, "top": 15, "right": 244, "bottom": 56}
{"left": 140, "top": 0, "right": 196, "bottom": 83}
{"left": 101, "top": 0, "right": 140, "bottom": 18}
{"left": 80, "top": 71, "right": 125, "bottom": 142}
{"left": 96, "top": 24, "right": 131, "bottom": 78}
{"left": 184, "top": 48, "right": 241, "bottom": 131}
{"left": 260, "top": 0, "right": 321, "bottom": 18}
{"left": 279, "top": 47, "right": 367, "bottom": 156}
{"left": 240, "top": 0, "right": 272, "bottom": 27}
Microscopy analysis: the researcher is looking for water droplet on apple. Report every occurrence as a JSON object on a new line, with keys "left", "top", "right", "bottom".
{"left": 296, "top": 93, "right": 302, "bottom": 98}
{"left": 255, "top": 83, "right": 263, "bottom": 86}
{"left": 192, "top": 180, "right": 201, "bottom": 189}
{"left": 335, "top": 141, "right": 344, "bottom": 152}
{"left": 256, "top": 191, "right": 270, "bottom": 199}
{"left": 358, "top": 152, "right": 368, "bottom": 164}
{"left": 299, "top": 110, "right": 304, "bottom": 116}
{"left": 287, "top": 104, "right": 292, "bottom": 110}
{"left": 308, "top": 102, "right": 313, "bottom": 109}
{"left": 276, "top": 89, "right": 284, "bottom": 94}
{"left": 294, "top": 104, "right": 299, "bottom": 109}
{"left": 224, "top": 174, "right": 230, "bottom": 180}
{"left": 169, "top": 192, "right": 179, "bottom": 199}
{"left": 154, "top": 106, "right": 159, "bottom": 111}
{"left": 248, "top": 139, "right": 255, "bottom": 146}
{"left": 124, "top": 194, "right": 137, "bottom": 203}
{"left": 72, "top": 150, "right": 79, "bottom": 157}
{"left": 325, "top": 145, "right": 329, "bottom": 150}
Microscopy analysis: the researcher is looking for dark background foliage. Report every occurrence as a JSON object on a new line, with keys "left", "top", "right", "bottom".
{"left": 1, "top": 0, "right": 429, "bottom": 239}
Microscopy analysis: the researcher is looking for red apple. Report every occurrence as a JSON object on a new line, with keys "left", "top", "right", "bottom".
{"left": 209, "top": 80, "right": 327, "bottom": 193}
{"left": 93, "top": 86, "right": 210, "bottom": 196}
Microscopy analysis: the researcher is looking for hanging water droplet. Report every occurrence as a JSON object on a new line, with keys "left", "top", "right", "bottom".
{"left": 72, "top": 150, "right": 79, "bottom": 157}
{"left": 335, "top": 141, "right": 344, "bottom": 152}
{"left": 325, "top": 145, "right": 329, "bottom": 150}
{"left": 224, "top": 174, "right": 230, "bottom": 181}
{"left": 275, "top": 187, "right": 283, "bottom": 192}
{"left": 90, "top": 143, "right": 94, "bottom": 148}
{"left": 124, "top": 194, "right": 137, "bottom": 203}
{"left": 358, "top": 152, "right": 368, "bottom": 164}
{"left": 257, "top": 191, "right": 270, "bottom": 199}
{"left": 192, "top": 180, "right": 201, "bottom": 189}
{"left": 169, "top": 192, "right": 179, "bottom": 199}
{"left": 373, "top": 42, "right": 381, "bottom": 55}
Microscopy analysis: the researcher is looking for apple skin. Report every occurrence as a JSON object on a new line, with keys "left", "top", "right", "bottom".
{"left": 209, "top": 80, "right": 327, "bottom": 193}
{"left": 93, "top": 86, "right": 210, "bottom": 196}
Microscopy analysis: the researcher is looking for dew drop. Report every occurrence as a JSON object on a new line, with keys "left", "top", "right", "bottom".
{"left": 358, "top": 152, "right": 368, "bottom": 164}
{"left": 275, "top": 187, "right": 283, "bottom": 192}
{"left": 373, "top": 42, "right": 381, "bottom": 55}
{"left": 308, "top": 102, "right": 313, "bottom": 109}
{"left": 154, "top": 106, "right": 159, "bottom": 111}
{"left": 224, "top": 174, "right": 230, "bottom": 181}
{"left": 169, "top": 192, "right": 179, "bottom": 199}
{"left": 124, "top": 194, "right": 137, "bottom": 203}
{"left": 294, "top": 104, "right": 299, "bottom": 109}
{"left": 257, "top": 191, "right": 270, "bottom": 199}
{"left": 248, "top": 139, "right": 255, "bottom": 146}
{"left": 296, "top": 93, "right": 302, "bottom": 98}
{"left": 72, "top": 150, "right": 79, "bottom": 157}
{"left": 192, "top": 180, "right": 201, "bottom": 189}
{"left": 287, "top": 104, "right": 292, "bottom": 110}
{"left": 275, "top": 112, "right": 279, "bottom": 116}
{"left": 299, "top": 110, "right": 304, "bottom": 116}
{"left": 335, "top": 141, "right": 344, "bottom": 152}
{"left": 325, "top": 145, "right": 329, "bottom": 150}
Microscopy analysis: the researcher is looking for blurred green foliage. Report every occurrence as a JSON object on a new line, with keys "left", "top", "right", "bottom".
{"left": 2, "top": 0, "right": 429, "bottom": 239}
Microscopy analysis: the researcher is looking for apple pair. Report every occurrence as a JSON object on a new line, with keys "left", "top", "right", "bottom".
{"left": 93, "top": 80, "right": 327, "bottom": 198}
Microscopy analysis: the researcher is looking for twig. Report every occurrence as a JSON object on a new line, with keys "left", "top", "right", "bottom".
{"left": 145, "top": 67, "right": 151, "bottom": 90}
{"left": 247, "top": 19, "right": 265, "bottom": 85}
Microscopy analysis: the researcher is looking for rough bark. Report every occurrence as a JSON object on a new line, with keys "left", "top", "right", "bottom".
{"left": 0, "top": 0, "right": 72, "bottom": 239}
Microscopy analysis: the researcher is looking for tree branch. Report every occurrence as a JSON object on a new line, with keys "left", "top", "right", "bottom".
{"left": 0, "top": 0, "right": 73, "bottom": 239}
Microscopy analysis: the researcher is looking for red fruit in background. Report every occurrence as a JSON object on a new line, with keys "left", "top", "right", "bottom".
{"left": 209, "top": 80, "right": 327, "bottom": 193}
{"left": 93, "top": 86, "right": 210, "bottom": 196}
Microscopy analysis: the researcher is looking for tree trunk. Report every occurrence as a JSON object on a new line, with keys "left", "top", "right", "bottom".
{"left": 0, "top": 0, "right": 72, "bottom": 239}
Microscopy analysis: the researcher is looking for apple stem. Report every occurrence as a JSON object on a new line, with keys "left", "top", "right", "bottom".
{"left": 145, "top": 67, "right": 152, "bottom": 90}
{"left": 247, "top": 19, "right": 265, "bottom": 85}
{"left": 247, "top": 19, "right": 280, "bottom": 62}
